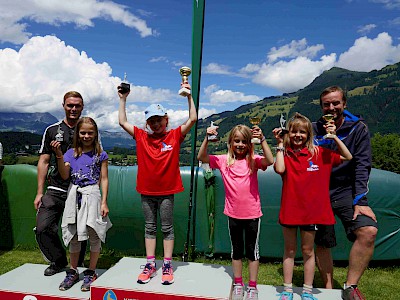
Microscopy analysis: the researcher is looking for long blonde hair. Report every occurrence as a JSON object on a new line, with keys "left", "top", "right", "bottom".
{"left": 73, "top": 117, "right": 102, "bottom": 157}
{"left": 226, "top": 124, "right": 255, "bottom": 172}
{"left": 283, "top": 112, "right": 318, "bottom": 158}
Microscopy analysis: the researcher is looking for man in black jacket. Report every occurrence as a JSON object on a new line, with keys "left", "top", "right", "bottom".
{"left": 313, "top": 86, "right": 378, "bottom": 300}
{"left": 34, "top": 91, "right": 87, "bottom": 276}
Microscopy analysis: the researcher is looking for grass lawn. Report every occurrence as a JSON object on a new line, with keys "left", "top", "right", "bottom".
{"left": 1, "top": 247, "right": 399, "bottom": 299}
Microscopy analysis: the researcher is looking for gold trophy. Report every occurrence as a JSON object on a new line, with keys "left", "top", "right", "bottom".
{"left": 179, "top": 66, "right": 191, "bottom": 97}
{"left": 249, "top": 116, "right": 261, "bottom": 144}
{"left": 322, "top": 114, "right": 336, "bottom": 139}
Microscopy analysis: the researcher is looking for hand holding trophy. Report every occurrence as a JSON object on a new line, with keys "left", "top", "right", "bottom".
{"left": 249, "top": 116, "right": 261, "bottom": 144}
{"left": 279, "top": 113, "right": 289, "bottom": 137}
{"left": 179, "top": 66, "right": 191, "bottom": 97}
{"left": 322, "top": 114, "right": 336, "bottom": 139}
{"left": 119, "top": 72, "right": 130, "bottom": 94}
{"left": 207, "top": 121, "right": 219, "bottom": 142}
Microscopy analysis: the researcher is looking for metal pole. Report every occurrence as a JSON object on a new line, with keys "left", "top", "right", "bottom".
{"left": 183, "top": 0, "right": 206, "bottom": 262}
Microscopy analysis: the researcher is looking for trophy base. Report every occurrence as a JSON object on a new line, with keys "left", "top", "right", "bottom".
{"left": 323, "top": 133, "right": 336, "bottom": 139}
{"left": 251, "top": 138, "right": 261, "bottom": 144}
{"left": 179, "top": 87, "right": 191, "bottom": 97}
{"left": 208, "top": 135, "right": 219, "bottom": 142}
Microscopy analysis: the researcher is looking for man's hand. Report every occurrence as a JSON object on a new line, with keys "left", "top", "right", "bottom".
{"left": 34, "top": 194, "right": 43, "bottom": 210}
{"left": 353, "top": 205, "right": 377, "bottom": 222}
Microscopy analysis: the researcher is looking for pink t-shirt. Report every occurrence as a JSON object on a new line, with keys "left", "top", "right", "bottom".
{"left": 209, "top": 155, "right": 267, "bottom": 219}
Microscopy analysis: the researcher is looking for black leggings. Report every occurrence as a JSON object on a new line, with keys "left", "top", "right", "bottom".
{"left": 228, "top": 217, "right": 260, "bottom": 261}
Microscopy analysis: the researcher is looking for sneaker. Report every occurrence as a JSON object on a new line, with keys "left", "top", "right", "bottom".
{"left": 232, "top": 283, "right": 245, "bottom": 300}
{"left": 301, "top": 292, "right": 318, "bottom": 300}
{"left": 161, "top": 263, "right": 174, "bottom": 285}
{"left": 137, "top": 263, "right": 157, "bottom": 284}
{"left": 245, "top": 286, "right": 258, "bottom": 300}
{"left": 342, "top": 285, "right": 366, "bottom": 300}
{"left": 44, "top": 262, "right": 66, "bottom": 276}
{"left": 81, "top": 269, "right": 98, "bottom": 292}
{"left": 59, "top": 269, "right": 79, "bottom": 291}
{"left": 276, "top": 291, "right": 293, "bottom": 300}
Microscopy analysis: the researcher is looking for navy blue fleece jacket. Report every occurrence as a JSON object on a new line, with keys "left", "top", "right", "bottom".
{"left": 313, "top": 110, "right": 372, "bottom": 206}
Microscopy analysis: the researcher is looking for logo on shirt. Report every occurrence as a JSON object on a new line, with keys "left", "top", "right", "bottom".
{"left": 161, "top": 142, "right": 173, "bottom": 152}
{"left": 307, "top": 161, "right": 319, "bottom": 172}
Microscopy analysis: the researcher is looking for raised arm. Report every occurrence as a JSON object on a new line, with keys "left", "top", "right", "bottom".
{"left": 272, "top": 128, "right": 286, "bottom": 174}
{"left": 118, "top": 88, "right": 135, "bottom": 137}
{"left": 197, "top": 126, "right": 216, "bottom": 164}
{"left": 181, "top": 83, "right": 197, "bottom": 136}
{"left": 252, "top": 125, "right": 274, "bottom": 168}
{"left": 333, "top": 135, "right": 352, "bottom": 161}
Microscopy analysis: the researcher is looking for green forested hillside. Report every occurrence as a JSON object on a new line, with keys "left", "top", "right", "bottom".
{"left": 193, "top": 62, "right": 400, "bottom": 145}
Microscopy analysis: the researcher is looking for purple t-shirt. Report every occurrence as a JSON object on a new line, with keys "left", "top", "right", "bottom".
{"left": 64, "top": 149, "right": 108, "bottom": 187}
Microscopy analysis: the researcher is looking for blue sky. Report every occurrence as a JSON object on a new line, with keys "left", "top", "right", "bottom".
{"left": 0, "top": 0, "right": 399, "bottom": 131}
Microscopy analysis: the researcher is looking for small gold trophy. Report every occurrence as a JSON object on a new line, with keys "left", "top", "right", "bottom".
{"left": 249, "top": 116, "right": 261, "bottom": 144}
{"left": 322, "top": 114, "right": 336, "bottom": 139}
{"left": 179, "top": 66, "right": 191, "bottom": 97}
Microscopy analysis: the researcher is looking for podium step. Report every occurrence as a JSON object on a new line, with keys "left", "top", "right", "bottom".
{"left": 90, "top": 257, "right": 233, "bottom": 299}
{"left": 0, "top": 258, "right": 342, "bottom": 300}
{"left": 0, "top": 263, "right": 105, "bottom": 300}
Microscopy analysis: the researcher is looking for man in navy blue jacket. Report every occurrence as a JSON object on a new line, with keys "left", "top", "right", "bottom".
{"left": 313, "top": 86, "right": 378, "bottom": 300}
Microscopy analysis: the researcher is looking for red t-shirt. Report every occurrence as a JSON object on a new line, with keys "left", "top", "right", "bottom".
{"left": 279, "top": 146, "right": 341, "bottom": 225}
{"left": 134, "top": 126, "right": 185, "bottom": 196}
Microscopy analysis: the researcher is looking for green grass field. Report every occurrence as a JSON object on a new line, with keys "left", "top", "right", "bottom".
{"left": 1, "top": 247, "right": 398, "bottom": 299}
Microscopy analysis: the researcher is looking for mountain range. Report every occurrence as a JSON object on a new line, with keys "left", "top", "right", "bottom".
{"left": 1, "top": 62, "right": 399, "bottom": 151}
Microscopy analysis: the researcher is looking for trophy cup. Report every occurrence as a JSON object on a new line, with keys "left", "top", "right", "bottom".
{"left": 179, "top": 66, "right": 191, "bottom": 97}
{"left": 322, "top": 114, "right": 336, "bottom": 139}
{"left": 119, "top": 72, "right": 130, "bottom": 94}
{"left": 279, "top": 113, "right": 289, "bottom": 137}
{"left": 249, "top": 116, "right": 261, "bottom": 144}
{"left": 207, "top": 121, "right": 219, "bottom": 142}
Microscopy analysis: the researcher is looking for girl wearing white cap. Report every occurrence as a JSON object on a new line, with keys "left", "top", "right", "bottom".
{"left": 118, "top": 82, "right": 197, "bottom": 285}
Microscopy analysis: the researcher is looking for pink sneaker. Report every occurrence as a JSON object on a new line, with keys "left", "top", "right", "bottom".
{"left": 137, "top": 263, "right": 157, "bottom": 284}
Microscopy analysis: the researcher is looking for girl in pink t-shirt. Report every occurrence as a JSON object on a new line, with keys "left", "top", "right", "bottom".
{"left": 273, "top": 112, "right": 352, "bottom": 300}
{"left": 198, "top": 124, "right": 274, "bottom": 300}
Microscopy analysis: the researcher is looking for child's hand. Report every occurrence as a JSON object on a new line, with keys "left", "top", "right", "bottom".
{"left": 50, "top": 140, "right": 63, "bottom": 157}
{"left": 117, "top": 86, "right": 130, "bottom": 98}
{"left": 272, "top": 128, "right": 284, "bottom": 143}
{"left": 181, "top": 82, "right": 191, "bottom": 90}
{"left": 324, "top": 120, "right": 336, "bottom": 136}
{"left": 101, "top": 203, "right": 109, "bottom": 217}
{"left": 206, "top": 126, "right": 218, "bottom": 137}
{"left": 251, "top": 125, "right": 263, "bottom": 140}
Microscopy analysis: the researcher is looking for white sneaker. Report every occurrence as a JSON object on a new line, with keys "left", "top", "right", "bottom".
{"left": 232, "top": 283, "right": 244, "bottom": 300}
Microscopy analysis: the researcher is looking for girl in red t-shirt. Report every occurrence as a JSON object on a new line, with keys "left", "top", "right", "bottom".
{"left": 117, "top": 82, "right": 197, "bottom": 285}
{"left": 273, "top": 112, "right": 352, "bottom": 300}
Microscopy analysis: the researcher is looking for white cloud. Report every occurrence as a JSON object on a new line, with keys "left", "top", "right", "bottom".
{"left": 357, "top": 24, "right": 377, "bottom": 34}
{"left": 370, "top": 0, "right": 400, "bottom": 9}
{"left": 0, "top": 35, "right": 184, "bottom": 131}
{"left": 252, "top": 55, "right": 336, "bottom": 93}
{"left": 0, "top": 0, "right": 154, "bottom": 44}
{"left": 204, "top": 84, "right": 260, "bottom": 106}
{"left": 267, "top": 38, "right": 324, "bottom": 63}
{"left": 203, "top": 63, "right": 234, "bottom": 75}
{"left": 337, "top": 32, "right": 400, "bottom": 71}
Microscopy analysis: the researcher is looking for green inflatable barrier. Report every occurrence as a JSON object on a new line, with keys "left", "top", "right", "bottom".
{"left": 1, "top": 165, "right": 399, "bottom": 260}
